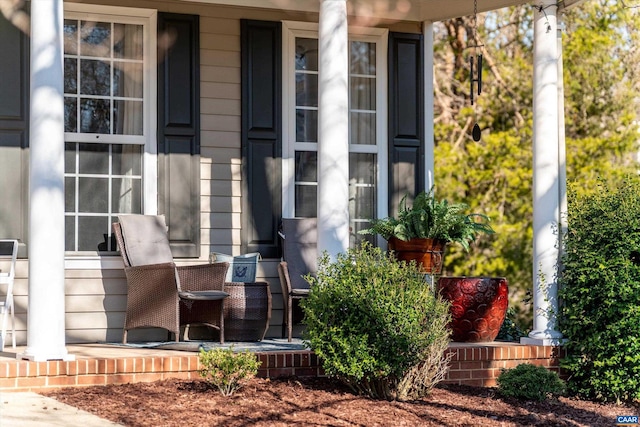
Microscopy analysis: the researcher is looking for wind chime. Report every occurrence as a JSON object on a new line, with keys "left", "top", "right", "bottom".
{"left": 469, "top": 0, "right": 483, "bottom": 141}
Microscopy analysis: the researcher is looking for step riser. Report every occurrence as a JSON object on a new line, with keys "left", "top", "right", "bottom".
{"left": 0, "top": 345, "right": 565, "bottom": 392}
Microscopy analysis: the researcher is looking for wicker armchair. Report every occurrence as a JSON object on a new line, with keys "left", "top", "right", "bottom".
{"left": 113, "top": 215, "right": 229, "bottom": 344}
{"left": 277, "top": 218, "right": 317, "bottom": 342}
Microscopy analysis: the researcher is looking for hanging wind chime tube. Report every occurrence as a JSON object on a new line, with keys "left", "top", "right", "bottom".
{"left": 470, "top": 0, "right": 482, "bottom": 141}
{"left": 469, "top": 54, "right": 482, "bottom": 105}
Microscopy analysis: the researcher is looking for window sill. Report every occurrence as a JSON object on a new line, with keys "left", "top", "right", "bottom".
{"left": 64, "top": 256, "right": 123, "bottom": 270}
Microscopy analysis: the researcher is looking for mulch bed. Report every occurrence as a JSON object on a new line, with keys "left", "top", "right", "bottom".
{"left": 44, "top": 376, "right": 639, "bottom": 426}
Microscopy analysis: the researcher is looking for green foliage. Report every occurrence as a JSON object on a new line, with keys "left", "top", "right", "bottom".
{"left": 562, "top": 2, "right": 639, "bottom": 190}
{"left": 497, "top": 363, "right": 565, "bottom": 401}
{"left": 301, "top": 243, "right": 452, "bottom": 401}
{"left": 360, "top": 189, "right": 494, "bottom": 251}
{"left": 558, "top": 177, "right": 640, "bottom": 403}
{"left": 198, "top": 347, "right": 261, "bottom": 396}
{"left": 496, "top": 307, "right": 527, "bottom": 342}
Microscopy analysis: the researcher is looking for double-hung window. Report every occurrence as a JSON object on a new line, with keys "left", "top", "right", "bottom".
{"left": 282, "top": 22, "right": 388, "bottom": 247}
{"left": 63, "top": 6, "right": 156, "bottom": 254}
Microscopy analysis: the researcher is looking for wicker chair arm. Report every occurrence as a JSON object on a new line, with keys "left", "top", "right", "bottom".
{"left": 277, "top": 261, "right": 292, "bottom": 295}
{"left": 176, "top": 262, "right": 229, "bottom": 292}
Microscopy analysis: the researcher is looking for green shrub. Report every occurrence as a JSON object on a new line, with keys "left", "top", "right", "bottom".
{"left": 198, "top": 347, "right": 261, "bottom": 396}
{"left": 301, "top": 242, "right": 452, "bottom": 401}
{"left": 558, "top": 177, "right": 640, "bottom": 403}
{"left": 496, "top": 307, "right": 527, "bottom": 342}
{"left": 497, "top": 363, "right": 565, "bottom": 401}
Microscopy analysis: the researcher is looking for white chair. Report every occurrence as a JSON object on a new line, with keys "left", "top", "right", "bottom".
{"left": 0, "top": 239, "right": 18, "bottom": 351}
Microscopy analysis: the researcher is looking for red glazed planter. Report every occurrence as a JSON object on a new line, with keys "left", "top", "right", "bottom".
{"left": 437, "top": 276, "right": 508, "bottom": 343}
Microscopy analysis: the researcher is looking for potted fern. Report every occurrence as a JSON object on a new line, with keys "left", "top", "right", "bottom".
{"left": 360, "top": 189, "right": 494, "bottom": 274}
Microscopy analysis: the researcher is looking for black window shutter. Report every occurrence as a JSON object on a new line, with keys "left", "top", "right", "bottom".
{"left": 240, "top": 20, "right": 282, "bottom": 259}
{"left": 388, "top": 32, "right": 425, "bottom": 215}
{"left": 157, "top": 13, "right": 200, "bottom": 258}
{"left": 0, "top": 13, "right": 29, "bottom": 257}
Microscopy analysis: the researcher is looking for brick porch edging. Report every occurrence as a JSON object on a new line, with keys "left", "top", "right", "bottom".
{"left": 0, "top": 344, "right": 564, "bottom": 392}
{"left": 443, "top": 343, "right": 566, "bottom": 387}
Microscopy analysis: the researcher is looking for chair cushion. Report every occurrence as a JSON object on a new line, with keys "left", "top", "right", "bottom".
{"left": 178, "top": 290, "right": 229, "bottom": 301}
{"left": 118, "top": 215, "right": 174, "bottom": 267}
{"left": 281, "top": 218, "right": 317, "bottom": 291}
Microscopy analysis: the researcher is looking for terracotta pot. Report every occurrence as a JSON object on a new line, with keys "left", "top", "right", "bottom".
{"left": 388, "top": 237, "right": 447, "bottom": 274}
{"left": 437, "top": 276, "right": 508, "bottom": 343}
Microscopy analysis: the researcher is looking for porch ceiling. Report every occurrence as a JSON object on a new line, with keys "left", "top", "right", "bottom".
{"left": 184, "top": 0, "right": 533, "bottom": 22}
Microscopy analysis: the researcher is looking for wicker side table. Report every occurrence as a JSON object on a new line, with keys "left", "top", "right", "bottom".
{"left": 224, "top": 281, "right": 272, "bottom": 341}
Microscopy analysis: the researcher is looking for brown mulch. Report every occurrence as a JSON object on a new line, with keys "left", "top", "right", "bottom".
{"left": 44, "top": 376, "right": 639, "bottom": 427}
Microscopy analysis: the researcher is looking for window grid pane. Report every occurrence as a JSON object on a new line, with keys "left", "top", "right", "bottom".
{"left": 349, "top": 41, "right": 376, "bottom": 146}
{"left": 292, "top": 37, "right": 379, "bottom": 245}
{"left": 294, "top": 151, "right": 317, "bottom": 218}
{"left": 65, "top": 143, "right": 143, "bottom": 252}
{"left": 295, "top": 38, "right": 318, "bottom": 144}
{"left": 64, "top": 14, "right": 146, "bottom": 254}
{"left": 64, "top": 20, "right": 144, "bottom": 137}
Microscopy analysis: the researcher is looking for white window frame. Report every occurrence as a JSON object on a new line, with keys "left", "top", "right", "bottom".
{"left": 63, "top": 4, "right": 157, "bottom": 265}
{"left": 281, "top": 21, "right": 388, "bottom": 222}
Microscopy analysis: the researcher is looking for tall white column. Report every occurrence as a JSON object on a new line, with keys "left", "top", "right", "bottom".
{"left": 557, "top": 17, "right": 568, "bottom": 247}
{"left": 521, "top": 1, "right": 564, "bottom": 346}
{"left": 317, "top": 0, "right": 350, "bottom": 260}
{"left": 20, "top": 0, "right": 73, "bottom": 361}
{"left": 423, "top": 21, "right": 435, "bottom": 191}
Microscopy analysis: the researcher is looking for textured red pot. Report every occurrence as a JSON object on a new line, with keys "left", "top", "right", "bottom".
{"left": 437, "top": 276, "right": 509, "bottom": 342}
{"left": 387, "top": 237, "right": 447, "bottom": 274}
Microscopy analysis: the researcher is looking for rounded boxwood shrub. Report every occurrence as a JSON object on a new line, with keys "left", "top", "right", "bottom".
{"left": 559, "top": 177, "right": 640, "bottom": 403}
{"left": 198, "top": 347, "right": 260, "bottom": 396}
{"left": 301, "top": 242, "right": 452, "bottom": 401}
{"left": 497, "top": 363, "right": 565, "bottom": 401}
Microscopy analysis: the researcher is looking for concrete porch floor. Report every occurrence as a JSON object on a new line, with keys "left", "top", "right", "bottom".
{"left": 0, "top": 340, "right": 565, "bottom": 393}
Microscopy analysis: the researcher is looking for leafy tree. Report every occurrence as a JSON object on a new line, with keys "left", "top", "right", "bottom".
{"left": 562, "top": 1, "right": 639, "bottom": 189}
{"left": 433, "top": 1, "right": 640, "bottom": 329}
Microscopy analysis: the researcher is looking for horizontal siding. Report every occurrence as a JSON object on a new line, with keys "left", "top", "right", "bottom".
{"left": 201, "top": 66, "right": 240, "bottom": 84}
{"left": 201, "top": 115, "right": 241, "bottom": 132}
{"left": 197, "top": 5, "right": 242, "bottom": 270}
{"left": 200, "top": 33, "right": 240, "bottom": 51}
{"left": 201, "top": 82, "right": 239, "bottom": 99}
{"left": 65, "top": 312, "right": 122, "bottom": 329}
{"left": 202, "top": 195, "right": 240, "bottom": 213}
{"left": 201, "top": 212, "right": 241, "bottom": 229}
{"left": 208, "top": 163, "right": 241, "bottom": 181}
{"left": 201, "top": 98, "right": 241, "bottom": 115}
{"left": 65, "top": 295, "right": 127, "bottom": 312}
{"left": 206, "top": 179, "right": 241, "bottom": 197}
{"left": 201, "top": 131, "right": 242, "bottom": 149}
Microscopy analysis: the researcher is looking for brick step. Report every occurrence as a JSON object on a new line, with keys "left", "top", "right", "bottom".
{"left": 0, "top": 343, "right": 564, "bottom": 392}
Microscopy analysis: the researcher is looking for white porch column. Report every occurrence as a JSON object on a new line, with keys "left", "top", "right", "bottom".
{"left": 521, "top": 1, "right": 564, "bottom": 346}
{"left": 20, "top": 0, "right": 73, "bottom": 361}
{"left": 557, "top": 17, "right": 568, "bottom": 248}
{"left": 317, "top": 0, "right": 350, "bottom": 260}
{"left": 423, "top": 21, "right": 435, "bottom": 191}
